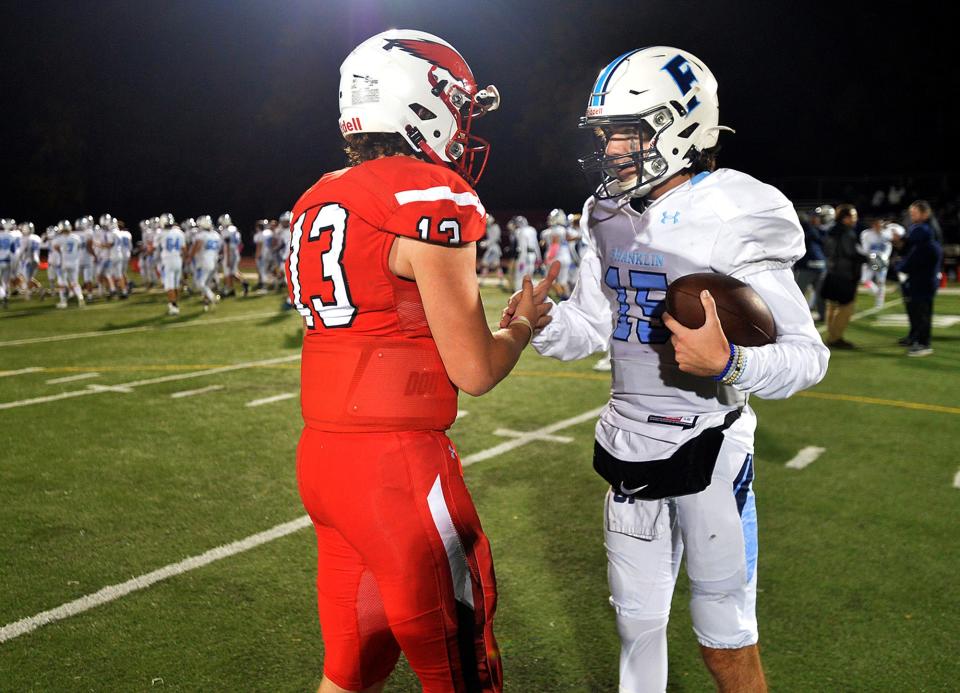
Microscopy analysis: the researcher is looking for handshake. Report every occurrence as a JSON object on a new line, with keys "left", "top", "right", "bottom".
{"left": 500, "top": 261, "right": 562, "bottom": 335}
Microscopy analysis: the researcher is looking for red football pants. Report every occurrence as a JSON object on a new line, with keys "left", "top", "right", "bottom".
{"left": 296, "top": 427, "right": 502, "bottom": 692}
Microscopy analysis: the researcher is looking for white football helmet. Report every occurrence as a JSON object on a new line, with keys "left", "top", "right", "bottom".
{"left": 197, "top": 215, "right": 214, "bottom": 230}
{"left": 19, "top": 221, "right": 35, "bottom": 234}
{"left": 547, "top": 208, "right": 568, "bottom": 227}
{"left": 884, "top": 222, "right": 906, "bottom": 240}
{"left": 338, "top": 29, "right": 500, "bottom": 184}
{"left": 57, "top": 220, "right": 73, "bottom": 233}
{"left": 814, "top": 205, "right": 836, "bottom": 228}
{"left": 279, "top": 211, "right": 292, "bottom": 228}
{"left": 0, "top": 218, "right": 15, "bottom": 231}
{"left": 99, "top": 213, "right": 113, "bottom": 227}
{"left": 579, "top": 47, "right": 733, "bottom": 199}
{"left": 218, "top": 213, "right": 232, "bottom": 228}
{"left": 159, "top": 212, "right": 176, "bottom": 228}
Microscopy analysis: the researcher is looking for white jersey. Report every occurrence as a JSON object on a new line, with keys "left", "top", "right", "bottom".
{"left": 113, "top": 229, "right": 133, "bottom": 260}
{"left": 255, "top": 229, "right": 274, "bottom": 256}
{"left": 52, "top": 233, "right": 84, "bottom": 267}
{"left": 221, "top": 225, "right": 241, "bottom": 259}
{"left": 274, "top": 226, "right": 292, "bottom": 262}
{"left": 194, "top": 230, "right": 222, "bottom": 268}
{"left": 7, "top": 230, "right": 23, "bottom": 263}
{"left": 0, "top": 230, "right": 15, "bottom": 264}
{"left": 515, "top": 224, "right": 541, "bottom": 259}
{"left": 97, "top": 227, "right": 116, "bottom": 259}
{"left": 158, "top": 227, "right": 186, "bottom": 264}
{"left": 859, "top": 228, "right": 892, "bottom": 264}
{"left": 23, "top": 233, "right": 42, "bottom": 264}
{"left": 532, "top": 168, "right": 829, "bottom": 459}
{"left": 78, "top": 228, "right": 95, "bottom": 265}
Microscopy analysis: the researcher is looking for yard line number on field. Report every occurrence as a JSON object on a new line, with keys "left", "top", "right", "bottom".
{"left": 0, "top": 406, "right": 604, "bottom": 645}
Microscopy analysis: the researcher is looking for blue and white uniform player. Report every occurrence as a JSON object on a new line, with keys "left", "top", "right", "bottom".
{"left": 76, "top": 216, "right": 96, "bottom": 299}
{"left": 253, "top": 220, "right": 275, "bottom": 292}
{"left": 511, "top": 215, "right": 541, "bottom": 292}
{"left": 19, "top": 223, "right": 43, "bottom": 300}
{"left": 110, "top": 220, "right": 132, "bottom": 297}
{"left": 503, "top": 47, "right": 829, "bottom": 693}
{"left": 157, "top": 213, "right": 185, "bottom": 315}
{"left": 51, "top": 220, "right": 85, "bottom": 308}
{"left": 44, "top": 225, "right": 61, "bottom": 294}
{"left": 0, "top": 219, "right": 16, "bottom": 305}
{"left": 218, "top": 213, "right": 245, "bottom": 297}
{"left": 189, "top": 222, "right": 222, "bottom": 310}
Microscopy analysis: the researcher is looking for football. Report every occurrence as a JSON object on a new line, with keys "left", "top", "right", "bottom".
{"left": 665, "top": 272, "right": 777, "bottom": 346}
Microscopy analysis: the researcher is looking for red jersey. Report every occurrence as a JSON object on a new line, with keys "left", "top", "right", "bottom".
{"left": 286, "top": 156, "right": 486, "bottom": 432}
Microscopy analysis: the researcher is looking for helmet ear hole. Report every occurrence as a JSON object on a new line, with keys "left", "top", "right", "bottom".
{"left": 409, "top": 103, "right": 437, "bottom": 120}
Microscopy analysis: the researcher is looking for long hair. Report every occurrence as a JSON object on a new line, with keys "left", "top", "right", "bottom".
{"left": 343, "top": 133, "right": 415, "bottom": 166}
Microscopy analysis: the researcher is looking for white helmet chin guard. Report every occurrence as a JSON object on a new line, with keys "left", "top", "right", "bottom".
{"left": 338, "top": 29, "right": 500, "bottom": 185}
{"left": 579, "top": 46, "right": 733, "bottom": 199}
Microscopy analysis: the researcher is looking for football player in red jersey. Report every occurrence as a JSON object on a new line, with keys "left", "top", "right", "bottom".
{"left": 286, "top": 29, "right": 557, "bottom": 693}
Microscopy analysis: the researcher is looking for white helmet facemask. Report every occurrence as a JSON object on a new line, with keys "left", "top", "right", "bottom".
{"left": 338, "top": 29, "right": 500, "bottom": 185}
{"left": 579, "top": 47, "right": 733, "bottom": 199}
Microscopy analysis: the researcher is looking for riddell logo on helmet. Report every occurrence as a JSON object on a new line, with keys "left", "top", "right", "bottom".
{"left": 586, "top": 107, "right": 603, "bottom": 117}
{"left": 339, "top": 117, "right": 363, "bottom": 134}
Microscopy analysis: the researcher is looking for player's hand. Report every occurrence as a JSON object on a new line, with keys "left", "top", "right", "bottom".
{"left": 499, "top": 260, "right": 561, "bottom": 329}
{"left": 661, "top": 290, "right": 731, "bottom": 377}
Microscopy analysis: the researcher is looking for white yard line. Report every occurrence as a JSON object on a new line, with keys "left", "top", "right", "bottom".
{"left": 170, "top": 385, "right": 224, "bottom": 399}
{"left": 463, "top": 407, "right": 604, "bottom": 466}
{"left": 817, "top": 299, "right": 902, "bottom": 336}
{"left": 785, "top": 446, "right": 826, "bottom": 470}
{"left": 0, "top": 367, "right": 43, "bottom": 378}
{"left": 45, "top": 372, "right": 100, "bottom": 385}
{"left": 0, "top": 405, "right": 604, "bottom": 644}
{"left": 0, "top": 311, "right": 282, "bottom": 348}
{"left": 0, "top": 354, "right": 300, "bottom": 411}
{"left": 493, "top": 428, "right": 574, "bottom": 444}
{"left": 246, "top": 392, "right": 298, "bottom": 407}
{"left": 0, "top": 516, "right": 313, "bottom": 645}
{"left": 954, "top": 469, "right": 960, "bottom": 490}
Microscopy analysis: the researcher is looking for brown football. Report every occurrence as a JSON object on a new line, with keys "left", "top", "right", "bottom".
{"left": 665, "top": 273, "right": 777, "bottom": 346}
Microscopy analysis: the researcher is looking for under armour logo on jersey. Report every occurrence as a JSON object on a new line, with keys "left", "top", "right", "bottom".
{"left": 661, "top": 55, "right": 700, "bottom": 112}
{"left": 660, "top": 211, "right": 680, "bottom": 225}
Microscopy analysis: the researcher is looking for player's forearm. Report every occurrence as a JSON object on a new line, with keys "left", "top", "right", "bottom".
{"left": 457, "top": 323, "right": 531, "bottom": 396}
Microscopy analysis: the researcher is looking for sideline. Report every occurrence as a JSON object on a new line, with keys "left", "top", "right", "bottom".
{"left": 0, "top": 406, "right": 604, "bottom": 644}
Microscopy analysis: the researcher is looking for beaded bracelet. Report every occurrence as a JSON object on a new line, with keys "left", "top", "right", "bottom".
{"left": 713, "top": 343, "right": 737, "bottom": 382}
{"left": 721, "top": 346, "right": 747, "bottom": 385}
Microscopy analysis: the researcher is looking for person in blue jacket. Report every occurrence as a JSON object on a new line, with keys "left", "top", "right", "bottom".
{"left": 896, "top": 200, "right": 943, "bottom": 356}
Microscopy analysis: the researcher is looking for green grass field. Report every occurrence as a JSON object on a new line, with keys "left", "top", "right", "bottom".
{"left": 1, "top": 276, "right": 958, "bottom": 692}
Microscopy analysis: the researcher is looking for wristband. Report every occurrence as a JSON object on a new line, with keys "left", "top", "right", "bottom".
{"left": 713, "top": 343, "right": 736, "bottom": 382}
{"left": 508, "top": 315, "right": 534, "bottom": 345}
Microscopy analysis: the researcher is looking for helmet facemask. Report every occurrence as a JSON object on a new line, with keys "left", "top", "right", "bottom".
{"left": 579, "top": 106, "right": 684, "bottom": 200}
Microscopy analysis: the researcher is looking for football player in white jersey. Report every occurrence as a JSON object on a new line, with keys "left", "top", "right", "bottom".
{"left": 253, "top": 219, "right": 275, "bottom": 292}
{"left": 541, "top": 208, "right": 575, "bottom": 299}
{"left": 503, "top": 47, "right": 829, "bottom": 693}
{"left": 51, "top": 220, "right": 85, "bottom": 308}
{"left": 217, "top": 213, "right": 247, "bottom": 297}
{"left": 95, "top": 214, "right": 118, "bottom": 298}
{"left": 511, "top": 215, "right": 541, "bottom": 291}
{"left": 0, "top": 219, "right": 17, "bottom": 305}
{"left": 43, "top": 224, "right": 61, "bottom": 294}
{"left": 18, "top": 222, "right": 44, "bottom": 300}
{"left": 110, "top": 220, "right": 132, "bottom": 298}
{"left": 478, "top": 213, "right": 504, "bottom": 281}
{"left": 859, "top": 219, "right": 895, "bottom": 308}
{"left": 76, "top": 216, "right": 96, "bottom": 300}
{"left": 157, "top": 213, "right": 186, "bottom": 315}
{"left": 188, "top": 221, "right": 222, "bottom": 310}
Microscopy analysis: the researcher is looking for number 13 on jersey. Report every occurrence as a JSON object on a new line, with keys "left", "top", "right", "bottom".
{"left": 288, "top": 203, "right": 357, "bottom": 329}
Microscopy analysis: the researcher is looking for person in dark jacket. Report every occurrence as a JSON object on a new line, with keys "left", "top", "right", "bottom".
{"left": 821, "top": 204, "right": 868, "bottom": 348}
{"left": 794, "top": 211, "right": 827, "bottom": 321}
{"left": 896, "top": 200, "right": 943, "bottom": 356}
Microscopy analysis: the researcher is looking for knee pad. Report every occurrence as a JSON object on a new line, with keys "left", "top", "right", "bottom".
{"left": 689, "top": 570, "right": 758, "bottom": 649}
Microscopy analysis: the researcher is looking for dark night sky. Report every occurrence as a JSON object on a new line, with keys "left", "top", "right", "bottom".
{"left": 0, "top": 1, "right": 950, "bottom": 232}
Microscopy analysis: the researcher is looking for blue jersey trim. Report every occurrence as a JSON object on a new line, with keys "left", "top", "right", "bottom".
{"left": 690, "top": 171, "right": 711, "bottom": 186}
